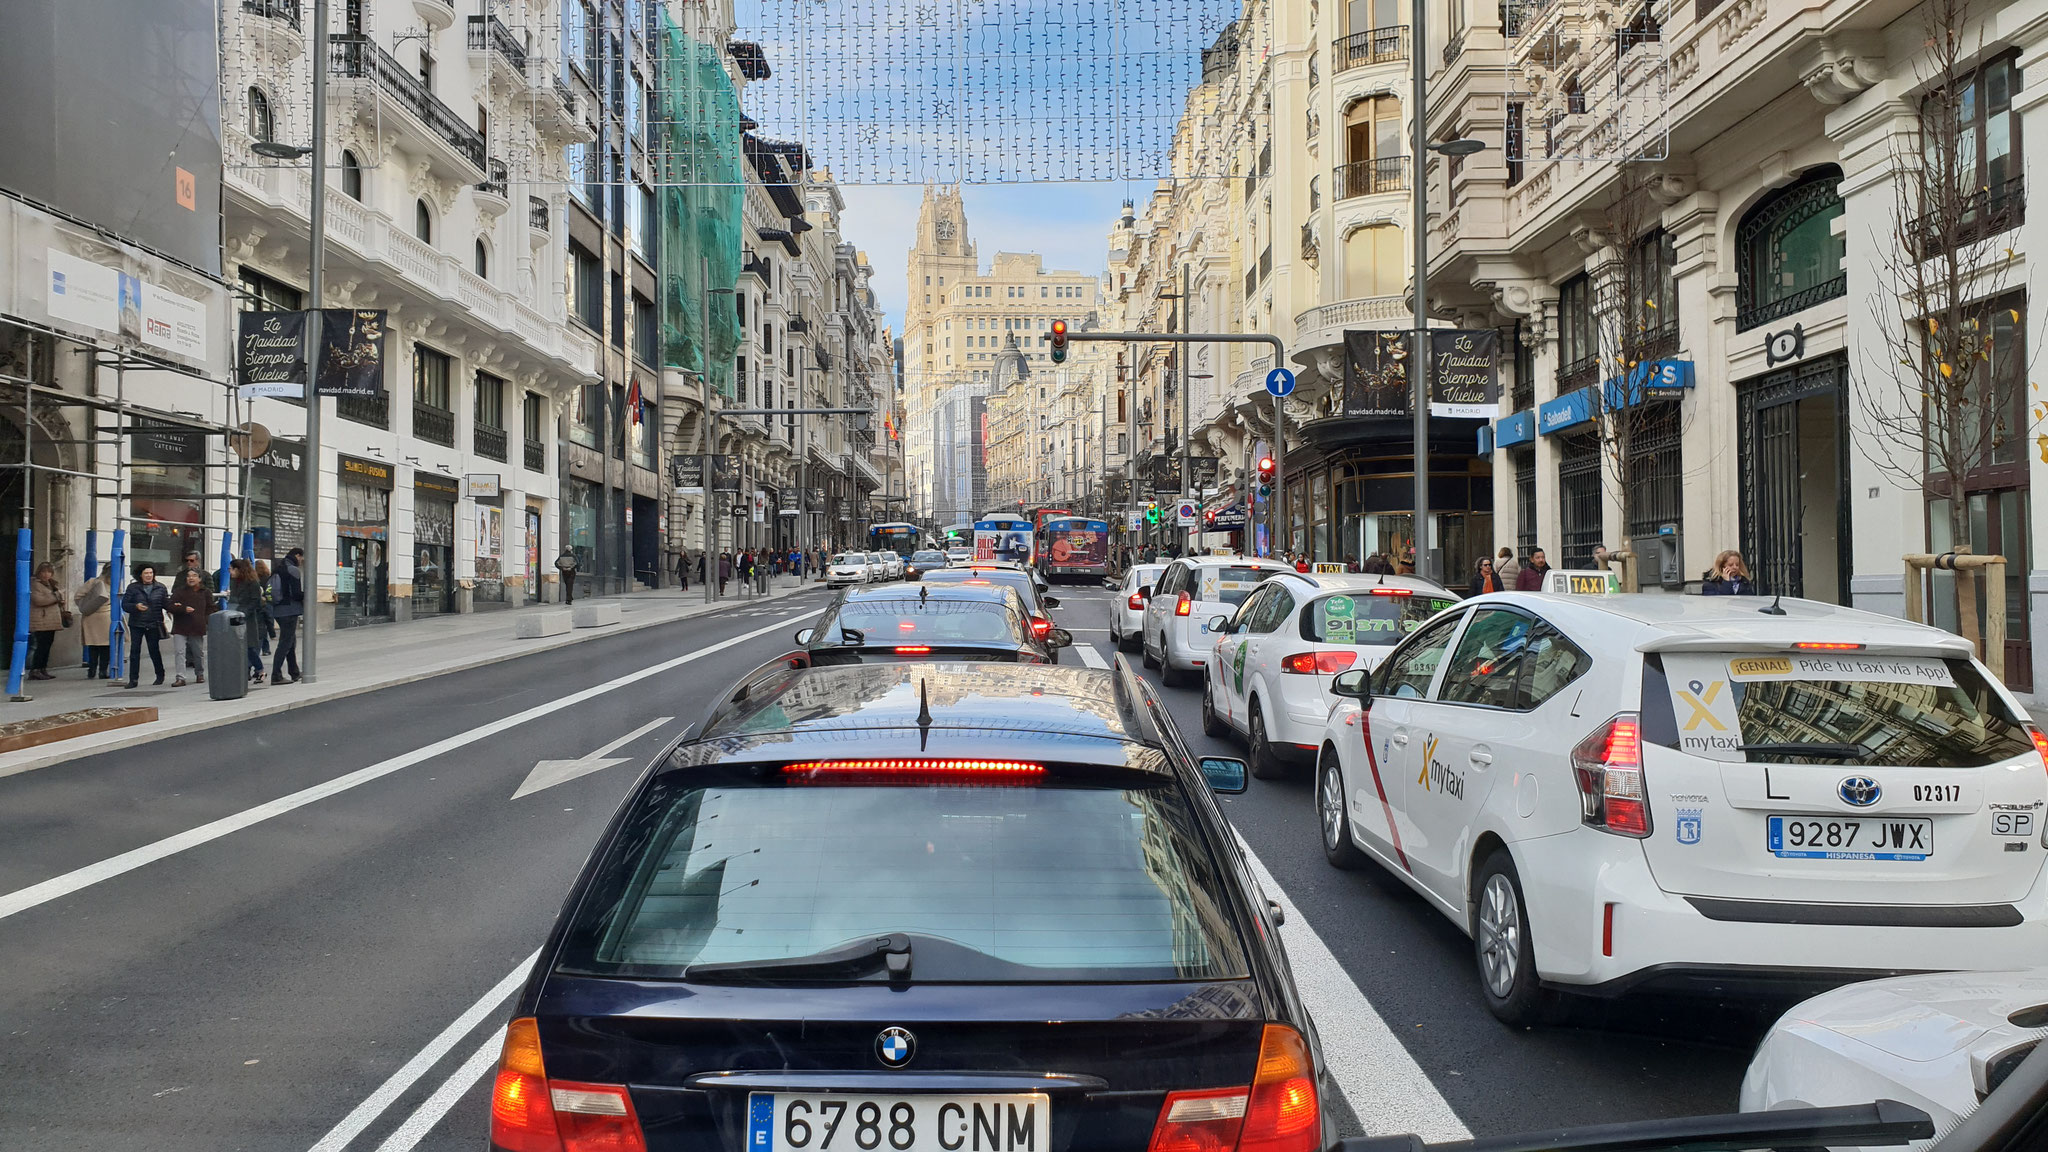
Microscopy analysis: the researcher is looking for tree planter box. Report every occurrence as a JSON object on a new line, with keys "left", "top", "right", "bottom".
{"left": 0, "top": 707, "right": 158, "bottom": 754}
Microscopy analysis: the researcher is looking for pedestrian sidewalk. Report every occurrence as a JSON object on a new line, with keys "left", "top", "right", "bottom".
{"left": 0, "top": 576, "right": 825, "bottom": 779}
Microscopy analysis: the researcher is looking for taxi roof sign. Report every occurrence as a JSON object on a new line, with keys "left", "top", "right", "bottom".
{"left": 1544, "top": 569, "right": 1621, "bottom": 594}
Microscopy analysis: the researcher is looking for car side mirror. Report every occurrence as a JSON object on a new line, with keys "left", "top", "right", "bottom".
{"left": 794, "top": 628, "right": 815, "bottom": 645}
{"left": 1199, "top": 757, "right": 1248, "bottom": 794}
{"left": 1138, "top": 585, "right": 1154, "bottom": 599}
{"left": 1041, "top": 595, "right": 1061, "bottom": 608}
{"left": 1048, "top": 628, "right": 1073, "bottom": 648}
{"left": 1207, "top": 615, "right": 1230, "bottom": 633}
{"left": 1330, "top": 668, "right": 1372, "bottom": 701}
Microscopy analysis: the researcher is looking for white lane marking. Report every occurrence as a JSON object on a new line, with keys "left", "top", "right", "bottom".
{"left": 512, "top": 715, "right": 674, "bottom": 799}
{"left": 1236, "top": 835, "right": 1471, "bottom": 1142}
{"left": 307, "top": 951, "right": 537, "bottom": 1152}
{"left": 369, "top": 1034, "right": 504, "bottom": 1152}
{"left": 0, "top": 613, "right": 809, "bottom": 924}
{"left": 1074, "top": 644, "right": 1110, "bottom": 669}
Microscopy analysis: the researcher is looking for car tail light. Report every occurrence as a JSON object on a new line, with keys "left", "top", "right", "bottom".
{"left": 1794, "top": 641, "right": 1864, "bottom": 650}
{"left": 1280, "top": 651, "right": 1359, "bottom": 675}
{"left": 1030, "top": 616, "right": 1053, "bottom": 638}
{"left": 1367, "top": 588, "right": 1412, "bottom": 597}
{"left": 490, "top": 1018, "right": 649, "bottom": 1152}
{"left": 782, "top": 759, "right": 1046, "bottom": 785}
{"left": 1570, "top": 714, "right": 1650, "bottom": 837}
{"left": 1149, "top": 1088, "right": 1248, "bottom": 1152}
{"left": 894, "top": 646, "right": 932, "bottom": 654}
{"left": 1239, "top": 1024, "right": 1319, "bottom": 1152}
{"left": 1129, "top": 592, "right": 1147, "bottom": 610}
{"left": 1175, "top": 592, "right": 1193, "bottom": 617}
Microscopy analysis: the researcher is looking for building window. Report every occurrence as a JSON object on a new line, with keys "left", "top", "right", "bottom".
{"left": 239, "top": 267, "right": 302, "bottom": 312}
{"left": 632, "top": 293, "right": 658, "bottom": 367}
{"left": 1505, "top": 102, "right": 1525, "bottom": 186}
{"left": 1339, "top": 95, "right": 1406, "bottom": 197}
{"left": 341, "top": 150, "right": 363, "bottom": 200}
{"left": 1557, "top": 432, "right": 1603, "bottom": 569}
{"left": 1342, "top": 224, "right": 1404, "bottom": 298}
{"left": 418, "top": 48, "right": 435, "bottom": 94}
{"left": 1557, "top": 274, "right": 1596, "bottom": 385}
{"left": 475, "top": 372, "right": 505, "bottom": 429}
{"left": 1513, "top": 448, "right": 1537, "bottom": 558}
{"left": 473, "top": 239, "right": 489, "bottom": 279}
{"left": 1917, "top": 53, "right": 2025, "bottom": 255}
{"left": 1625, "top": 402, "right": 1683, "bottom": 539}
{"left": 1511, "top": 320, "right": 1534, "bottom": 411}
{"left": 1735, "top": 165, "right": 1846, "bottom": 331}
{"left": 414, "top": 199, "right": 433, "bottom": 244}
{"left": 571, "top": 243, "right": 602, "bottom": 330}
{"left": 523, "top": 391, "right": 546, "bottom": 471}
{"left": 248, "top": 88, "right": 273, "bottom": 143}
{"left": 1627, "top": 228, "right": 1678, "bottom": 355}
{"left": 413, "top": 344, "right": 454, "bottom": 446}
{"left": 572, "top": 384, "right": 600, "bottom": 448}
{"left": 1616, "top": 4, "right": 1659, "bottom": 57}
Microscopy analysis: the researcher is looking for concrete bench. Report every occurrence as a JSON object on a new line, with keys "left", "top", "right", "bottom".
{"left": 515, "top": 611, "right": 573, "bottom": 639}
{"left": 571, "top": 601, "right": 623, "bottom": 628}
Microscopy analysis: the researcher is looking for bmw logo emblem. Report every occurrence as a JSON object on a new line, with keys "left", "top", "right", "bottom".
{"left": 876, "top": 1027, "right": 916, "bottom": 1068}
{"left": 1838, "top": 777, "right": 1881, "bottom": 807}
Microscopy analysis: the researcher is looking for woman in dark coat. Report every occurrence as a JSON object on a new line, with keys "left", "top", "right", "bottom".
{"left": 1701, "top": 550, "right": 1760, "bottom": 595}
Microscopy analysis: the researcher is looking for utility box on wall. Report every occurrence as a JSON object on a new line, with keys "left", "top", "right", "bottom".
{"left": 1632, "top": 525, "right": 1685, "bottom": 589}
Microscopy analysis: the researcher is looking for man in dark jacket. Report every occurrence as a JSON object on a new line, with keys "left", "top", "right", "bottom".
{"left": 121, "top": 565, "right": 171, "bottom": 687}
{"left": 271, "top": 548, "right": 304, "bottom": 683}
{"left": 555, "top": 547, "right": 579, "bottom": 605}
{"left": 1514, "top": 548, "right": 1551, "bottom": 591}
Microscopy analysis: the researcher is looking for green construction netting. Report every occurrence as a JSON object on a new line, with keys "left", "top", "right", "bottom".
{"left": 654, "top": 10, "right": 742, "bottom": 396}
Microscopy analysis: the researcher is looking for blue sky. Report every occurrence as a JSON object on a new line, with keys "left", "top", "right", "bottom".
{"left": 841, "top": 182, "right": 1137, "bottom": 338}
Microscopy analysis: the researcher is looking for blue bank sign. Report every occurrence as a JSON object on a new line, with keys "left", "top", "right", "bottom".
{"left": 1494, "top": 409, "right": 1536, "bottom": 448}
{"left": 1538, "top": 388, "right": 1591, "bottom": 434}
{"left": 1541, "top": 360, "right": 1696, "bottom": 436}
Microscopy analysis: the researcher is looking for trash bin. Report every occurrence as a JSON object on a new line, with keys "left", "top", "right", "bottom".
{"left": 207, "top": 609, "right": 248, "bottom": 700}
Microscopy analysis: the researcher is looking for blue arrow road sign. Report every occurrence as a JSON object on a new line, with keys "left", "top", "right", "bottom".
{"left": 1265, "top": 368, "right": 1296, "bottom": 397}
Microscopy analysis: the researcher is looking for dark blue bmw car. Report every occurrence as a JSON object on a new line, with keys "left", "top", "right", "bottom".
{"left": 486, "top": 660, "right": 1329, "bottom": 1152}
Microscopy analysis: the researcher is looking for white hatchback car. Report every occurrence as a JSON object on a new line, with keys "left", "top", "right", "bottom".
{"left": 825, "top": 552, "right": 871, "bottom": 587}
{"left": 1314, "top": 592, "right": 2048, "bottom": 1026}
{"left": 1202, "top": 574, "right": 1459, "bottom": 778}
{"left": 1109, "top": 564, "right": 1167, "bottom": 652}
{"left": 1139, "top": 556, "right": 1292, "bottom": 687}
{"left": 875, "top": 552, "right": 904, "bottom": 580}
{"left": 1741, "top": 967, "right": 2048, "bottom": 1146}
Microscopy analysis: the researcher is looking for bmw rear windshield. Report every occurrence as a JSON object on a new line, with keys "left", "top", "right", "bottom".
{"left": 554, "top": 777, "right": 1250, "bottom": 983}
{"left": 815, "top": 596, "right": 1026, "bottom": 648}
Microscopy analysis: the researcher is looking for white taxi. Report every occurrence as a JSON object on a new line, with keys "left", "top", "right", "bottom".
{"left": 1139, "top": 555, "right": 1292, "bottom": 687}
{"left": 825, "top": 552, "right": 872, "bottom": 587}
{"left": 1313, "top": 592, "right": 2048, "bottom": 1026}
{"left": 1109, "top": 563, "right": 1167, "bottom": 652}
{"left": 1201, "top": 574, "right": 1459, "bottom": 778}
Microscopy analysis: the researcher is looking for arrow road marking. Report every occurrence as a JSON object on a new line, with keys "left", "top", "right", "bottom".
{"left": 512, "top": 716, "right": 672, "bottom": 799}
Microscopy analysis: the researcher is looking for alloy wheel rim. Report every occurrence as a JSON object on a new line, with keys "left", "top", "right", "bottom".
{"left": 1251, "top": 712, "right": 1266, "bottom": 758}
{"left": 1320, "top": 763, "right": 1343, "bottom": 847}
{"left": 1477, "top": 873, "right": 1520, "bottom": 998}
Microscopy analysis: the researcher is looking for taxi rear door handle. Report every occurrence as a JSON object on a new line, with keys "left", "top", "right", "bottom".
{"left": 1391, "top": 733, "right": 1409, "bottom": 746}
{"left": 1470, "top": 750, "right": 1493, "bottom": 766}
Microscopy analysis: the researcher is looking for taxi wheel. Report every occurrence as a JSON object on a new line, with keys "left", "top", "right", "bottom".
{"left": 1200, "top": 677, "right": 1229, "bottom": 737}
{"left": 1161, "top": 659, "right": 1195, "bottom": 689}
{"left": 1318, "top": 751, "right": 1367, "bottom": 870}
{"left": 1247, "top": 703, "right": 1287, "bottom": 780}
{"left": 1141, "top": 631, "right": 1160, "bottom": 669}
{"left": 1472, "top": 852, "right": 1556, "bottom": 1028}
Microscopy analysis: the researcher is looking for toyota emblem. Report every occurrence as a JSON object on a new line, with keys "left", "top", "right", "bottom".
{"left": 1838, "top": 776, "right": 1881, "bottom": 807}
{"left": 875, "top": 1026, "right": 915, "bottom": 1068}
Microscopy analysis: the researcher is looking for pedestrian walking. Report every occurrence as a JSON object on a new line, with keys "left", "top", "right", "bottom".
{"left": 556, "top": 546, "right": 579, "bottom": 605}
{"left": 121, "top": 564, "right": 170, "bottom": 687}
{"left": 1469, "top": 551, "right": 1502, "bottom": 597}
{"left": 1514, "top": 547, "right": 1551, "bottom": 591}
{"left": 168, "top": 568, "right": 214, "bottom": 686}
{"left": 27, "top": 562, "right": 66, "bottom": 680}
{"left": 1493, "top": 546, "right": 1518, "bottom": 588}
{"left": 675, "top": 549, "right": 691, "bottom": 591}
{"left": 76, "top": 562, "right": 113, "bottom": 679}
{"left": 230, "top": 559, "right": 267, "bottom": 685}
{"left": 1702, "top": 549, "right": 1759, "bottom": 596}
{"left": 718, "top": 550, "right": 733, "bottom": 594}
{"left": 177, "top": 550, "right": 216, "bottom": 595}
{"left": 270, "top": 547, "right": 304, "bottom": 683}
{"left": 253, "top": 559, "right": 276, "bottom": 658}
{"left": 695, "top": 552, "right": 706, "bottom": 585}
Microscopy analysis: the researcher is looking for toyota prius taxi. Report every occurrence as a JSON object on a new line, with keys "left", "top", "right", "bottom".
{"left": 1312, "top": 592, "right": 2048, "bottom": 1026}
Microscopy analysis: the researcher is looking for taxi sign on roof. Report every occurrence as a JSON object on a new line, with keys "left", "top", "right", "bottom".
{"left": 1544, "top": 569, "right": 1621, "bottom": 594}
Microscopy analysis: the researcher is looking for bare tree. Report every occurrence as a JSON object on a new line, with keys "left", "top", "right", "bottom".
{"left": 1854, "top": 0, "right": 2027, "bottom": 653}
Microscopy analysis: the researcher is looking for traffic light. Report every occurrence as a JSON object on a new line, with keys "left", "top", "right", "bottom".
{"left": 1256, "top": 455, "right": 1276, "bottom": 501}
{"left": 1144, "top": 501, "right": 1160, "bottom": 525}
{"left": 1049, "top": 319, "right": 1069, "bottom": 364}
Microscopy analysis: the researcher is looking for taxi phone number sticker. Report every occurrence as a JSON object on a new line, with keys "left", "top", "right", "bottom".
{"left": 1727, "top": 654, "right": 1955, "bottom": 686}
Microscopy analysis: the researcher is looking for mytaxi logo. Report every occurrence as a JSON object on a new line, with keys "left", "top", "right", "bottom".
{"left": 1417, "top": 735, "right": 1440, "bottom": 787}
{"left": 1677, "top": 679, "right": 1728, "bottom": 731}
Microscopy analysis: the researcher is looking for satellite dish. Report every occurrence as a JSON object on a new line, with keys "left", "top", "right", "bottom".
{"left": 229, "top": 422, "right": 272, "bottom": 460}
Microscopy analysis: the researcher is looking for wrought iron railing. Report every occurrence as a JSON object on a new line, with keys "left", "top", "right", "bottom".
{"left": 1909, "top": 176, "right": 2026, "bottom": 259}
{"left": 475, "top": 424, "right": 508, "bottom": 461}
{"left": 329, "top": 36, "right": 487, "bottom": 170}
{"left": 1336, "top": 26, "right": 1409, "bottom": 71}
{"left": 1442, "top": 29, "right": 1466, "bottom": 66}
{"left": 1735, "top": 276, "right": 1846, "bottom": 333}
{"left": 479, "top": 157, "right": 509, "bottom": 197}
{"left": 1335, "top": 155, "right": 1410, "bottom": 198}
{"left": 338, "top": 391, "right": 388, "bottom": 428}
{"left": 524, "top": 438, "right": 546, "bottom": 472}
{"left": 1557, "top": 352, "right": 1600, "bottom": 393}
{"left": 466, "top": 14, "right": 527, "bottom": 73}
{"left": 414, "top": 401, "right": 455, "bottom": 446}
{"left": 241, "top": 0, "right": 301, "bottom": 29}
{"left": 528, "top": 195, "right": 550, "bottom": 231}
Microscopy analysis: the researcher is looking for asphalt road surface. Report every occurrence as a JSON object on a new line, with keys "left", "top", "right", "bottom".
{"left": 0, "top": 580, "right": 1769, "bottom": 1152}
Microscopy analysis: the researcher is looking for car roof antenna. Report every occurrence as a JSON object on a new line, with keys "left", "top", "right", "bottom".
{"left": 1758, "top": 590, "right": 1787, "bottom": 616}
{"left": 917, "top": 677, "right": 934, "bottom": 751}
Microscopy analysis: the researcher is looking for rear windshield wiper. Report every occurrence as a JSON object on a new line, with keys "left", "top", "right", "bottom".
{"left": 1738, "top": 741, "right": 1871, "bottom": 760}
{"left": 684, "top": 933, "right": 912, "bottom": 982}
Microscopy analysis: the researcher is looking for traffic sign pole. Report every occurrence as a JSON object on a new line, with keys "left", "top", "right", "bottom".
{"left": 1266, "top": 368, "right": 1294, "bottom": 560}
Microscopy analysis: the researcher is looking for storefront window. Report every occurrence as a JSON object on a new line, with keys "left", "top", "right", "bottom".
{"left": 1735, "top": 165, "right": 1846, "bottom": 331}
{"left": 413, "top": 478, "right": 458, "bottom": 617}
{"left": 567, "top": 479, "right": 601, "bottom": 592}
{"left": 129, "top": 420, "right": 207, "bottom": 578}
{"left": 336, "top": 458, "right": 393, "bottom": 626}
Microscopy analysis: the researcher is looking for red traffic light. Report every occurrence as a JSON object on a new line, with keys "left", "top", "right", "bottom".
{"left": 1257, "top": 455, "right": 1276, "bottom": 476}
{"left": 1049, "top": 319, "right": 1070, "bottom": 364}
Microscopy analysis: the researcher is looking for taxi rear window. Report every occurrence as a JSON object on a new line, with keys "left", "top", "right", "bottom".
{"left": 555, "top": 779, "right": 1250, "bottom": 983}
{"left": 820, "top": 598, "right": 1023, "bottom": 646}
{"left": 1303, "top": 591, "right": 1458, "bottom": 645}
{"left": 1198, "top": 567, "right": 1273, "bottom": 606}
{"left": 1645, "top": 652, "right": 2033, "bottom": 767}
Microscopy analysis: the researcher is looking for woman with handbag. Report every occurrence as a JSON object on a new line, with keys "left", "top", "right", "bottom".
{"left": 28, "top": 562, "right": 67, "bottom": 680}
{"left": 75, "top": 563, "right": 113, "bottom": 679}
{"left": 121, "top": 565, "right": 170, "bottom": 687}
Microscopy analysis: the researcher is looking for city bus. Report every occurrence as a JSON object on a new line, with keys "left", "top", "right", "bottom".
{"left": 869, "top": 522, "right": 923, "bottom": 557}
{"left": 972, "top": 514, "right": 1034, "bottom": 564}
{"left": 1037, "top": 515, "right": 1110, "bottom": 583}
